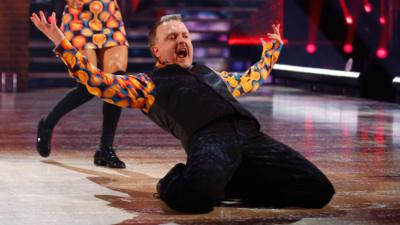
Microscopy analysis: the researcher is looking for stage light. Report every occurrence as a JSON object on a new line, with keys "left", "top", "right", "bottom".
{"left": 379, "top": 16, "right": 386, "bottom": 25}
{"left": 339, "top": 0, "right": 353, "bottom": 25}
{"left": 306, "top": 44, "right": 316, "bottom": 54}
{"left": 376, "top": 48, "right": 387, "bottom": 59}
{"left": 343, "top": 43, "right": 353, "bottom": 54}
{"left": 364, "top": 2, "right": 372, "bottom": 13}
{"left": 345, "top": 16, "right": 353, "bottom": 25}
{"left": 379, "top": 0, "right": 387, "bottom": 24}
{"left": 273, "top": 64, "right": 360, "bottom": 78}
{"left": 228, "top": 38, "right": 261, "bottom": 45}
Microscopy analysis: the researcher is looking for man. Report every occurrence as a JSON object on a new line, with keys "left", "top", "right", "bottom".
{"left": 31, "top": 11, "right": 335, "bottom": 213}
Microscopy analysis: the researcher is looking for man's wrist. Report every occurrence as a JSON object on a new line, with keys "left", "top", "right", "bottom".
{"left": 52, "top": 38, "right": 63, "bottom": 47}
{"left": 53, "top": 38, "right": 74, "bottom": 57}
{"left": 51, "top": 31, "right": 66, "bottom": 47}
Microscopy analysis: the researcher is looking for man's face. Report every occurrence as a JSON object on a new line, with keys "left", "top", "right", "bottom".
{"left": 151, "top": 20, "right": 194, "bottom": 69}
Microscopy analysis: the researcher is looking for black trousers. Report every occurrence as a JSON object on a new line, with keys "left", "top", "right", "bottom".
{"left": 43, "top": 83, "right": 122, "bottom": 148}
{"left": 157, "top": 117, "right": 335, "bottom": 213}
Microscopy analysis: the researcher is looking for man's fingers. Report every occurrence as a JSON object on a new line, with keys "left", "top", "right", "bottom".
{"left": 30, "top": 17, "right": 40, "bottom": 29}
{"left": 30, "top": 16, "right": 39, "bottom": 26}
{"left": 273, "top": 25, "right": 280, "bottom": 35}
{"left": 267, "top": 33, "right": 277, "bottom": 38}
{"left": 31, "top": 12, "right": 38, "bottom": 19}
{"left": 31, "top": 13, "right": 41, "bottom": 24}
{"left": 269, "top": 24, "right": 283, "bottom": 44}
{"left": 50, "top": 12, "right": 57, "bottom": 28}
{"left": 269, "top": 35, "right": 279, "bottom": 40}
{"left": 260, "top": 38, "right": 266, "bottom": 46}
{"left": 271, "top": 24, "right": 280, "bottom": 35}
{"left": 39, "top": 11, "right": 48, "bottom": 24}
{"left": 268, "top": 34, "right": 279, "bottom": 41}
{"left": 31, "top": 14, "right": 43, "bottom": 30}
{"left": 268, "top": 34, "right": 283, "bottom": 44}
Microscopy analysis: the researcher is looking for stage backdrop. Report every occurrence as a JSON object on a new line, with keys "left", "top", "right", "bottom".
{"left": 0, "top": 0, "right": 30, "bottom": 92}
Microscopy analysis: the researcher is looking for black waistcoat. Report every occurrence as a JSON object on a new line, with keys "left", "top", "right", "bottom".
{"left": 145, "top": 63, "right": 260, "bottom": 148}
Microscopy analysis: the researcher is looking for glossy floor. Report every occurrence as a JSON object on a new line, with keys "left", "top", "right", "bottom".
{"left": 0, "top": 86, "right": 399, "bottom": 225}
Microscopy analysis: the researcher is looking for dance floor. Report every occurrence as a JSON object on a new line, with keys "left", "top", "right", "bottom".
{"left": 0, "top": 85, "right": 399, "bottom": 225}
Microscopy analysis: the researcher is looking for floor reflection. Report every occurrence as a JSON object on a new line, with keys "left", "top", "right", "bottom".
{"left": 0, "top": 86, "right": 399, "bottom": 224}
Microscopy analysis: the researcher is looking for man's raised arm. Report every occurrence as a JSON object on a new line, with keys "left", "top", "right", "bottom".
{"left": 218, "top": 24, "right": 283, "bottom": 97}
{"left": 31, "top": 11, "right": 155, "bottom": 111}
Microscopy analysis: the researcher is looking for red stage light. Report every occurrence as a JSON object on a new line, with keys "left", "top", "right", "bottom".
{"left": 376, "top": 48, "right": 387, "bottom": 59}
{"left": 364, "top": 3, "right": 372, "bottom": 13}
{"left": 345, "top": 16, "right": 353, "bottom": 25}
{"left": 339, "top": 0, "right": 353, "bottom": 25}
{"left": 228, "top": 38, "right": 261, "bottom": 45}
{"left": 343, "top": 44, "right": 353, "bottom": 53}
{"left": 228, "top": 38, "right": 288, "bottom": 46}
{"left": 379, "top": 16, "right": 386, "bottom": 24}
{"left": 306, "top": 44, "right": 316, "bottom": 54}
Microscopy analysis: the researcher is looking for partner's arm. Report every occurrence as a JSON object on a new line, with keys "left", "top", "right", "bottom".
{"left": 31, "top": 11, "right": 155, "bottom": 111}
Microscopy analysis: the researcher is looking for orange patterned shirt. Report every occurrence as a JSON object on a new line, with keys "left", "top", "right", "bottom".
{"left": 53, "top": 38, "right": 282, "bottom": 112}
{"left": 60, "top": 0, "right": 129, "bottom": 50}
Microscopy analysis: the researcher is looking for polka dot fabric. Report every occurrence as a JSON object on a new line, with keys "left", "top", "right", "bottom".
{"left": 219, "top": 41, "right": 283, "bottom": 97}
{"left": 53, "top": 38, "right": 282, "bottom": 111}
{"left": 60, "top": 0, "right": 129, "bottom": 50}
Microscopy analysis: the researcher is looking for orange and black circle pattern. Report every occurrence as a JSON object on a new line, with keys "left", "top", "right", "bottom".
{"left": 61, "top": 0, "right": 129, "bottom": 50}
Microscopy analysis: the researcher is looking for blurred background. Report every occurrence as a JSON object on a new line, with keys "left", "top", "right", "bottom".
{"left": 0, "top": 0, "right": 399, "bottom": 102}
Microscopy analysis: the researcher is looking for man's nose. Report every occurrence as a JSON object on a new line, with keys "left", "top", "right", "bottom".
{"left": 176, "top": 35, "right": 185, "bottom": 43}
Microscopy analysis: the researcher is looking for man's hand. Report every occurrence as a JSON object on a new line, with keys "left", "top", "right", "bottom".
{"left": 30, "top": 11, "right": 65, "bottom": 46}
{"left": 265, "top": 24, "right": 283, "bottom": 45}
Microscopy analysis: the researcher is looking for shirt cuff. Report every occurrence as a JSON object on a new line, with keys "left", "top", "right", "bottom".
{"left": 273, "top": 41, "right": 283, "bottom": 52}
{"left": 52, "top": 38, "right": 76, "bottom": 57}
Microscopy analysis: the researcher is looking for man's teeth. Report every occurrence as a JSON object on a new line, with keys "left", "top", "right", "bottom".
{"left": 177, "top": 49, "right": 187, "bottom": 58}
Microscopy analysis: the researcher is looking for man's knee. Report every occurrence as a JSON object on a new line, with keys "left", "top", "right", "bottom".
{"left": 174, "top": 173, "right": 226, "bottom": 213}
{"left": 160, "top": 177, "right": 220, "bottom": 213}
{"left": 158, "top": 163, "right": 226, "bottom": 213}
{"left": 305, "top": 178, "right": 335, "bottom": 208}
{"left": 164, "top": 188, "right": 216, "bottom": 214}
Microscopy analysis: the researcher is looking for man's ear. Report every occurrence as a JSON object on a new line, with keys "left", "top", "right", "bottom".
{"left": 151, "top": 46, "right": 160, "bottom": 58}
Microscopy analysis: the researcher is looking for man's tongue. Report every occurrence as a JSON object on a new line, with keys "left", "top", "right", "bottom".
{"left": 176, "top": 49, "right": 187, "bottom": 58}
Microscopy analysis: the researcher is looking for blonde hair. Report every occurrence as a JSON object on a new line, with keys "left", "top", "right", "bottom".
{"left": 148, "top": 14, "right": 183, "bottom": 49}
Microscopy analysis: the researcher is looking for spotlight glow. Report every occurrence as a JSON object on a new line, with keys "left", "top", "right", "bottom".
{"left": 306, "top": 44, "right": 316, "bottom": 54}
{"left": 343, "top": 44, "right": 353, "bottom": 53}
{"left": 345, "top": 16, "right": 353, "bottom": 25}
{"left": 376, "top": 48, "right": 388, "bottom": 59}
{"left": 379, "top": 16, "right": 386, "bottom": 24}
{"left": 364, "top": 3, "right": 372, "bottom": 13}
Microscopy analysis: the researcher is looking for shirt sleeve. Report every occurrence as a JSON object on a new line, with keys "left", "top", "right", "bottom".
{"left": 218, "top": 41, "right": 283, "bottom": 97}
{"left": 53, "top": 38, "right": 155, "bottom": 112}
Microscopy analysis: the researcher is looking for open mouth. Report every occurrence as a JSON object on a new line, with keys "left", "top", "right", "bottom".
{"left": 176, "top": 47, "right": 188, "bottom": 58}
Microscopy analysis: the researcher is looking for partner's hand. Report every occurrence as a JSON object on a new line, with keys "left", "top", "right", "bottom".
{"left": 30, "top": 11, "right": 65, "bottom": 46}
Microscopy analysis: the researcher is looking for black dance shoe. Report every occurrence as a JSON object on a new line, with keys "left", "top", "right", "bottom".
{"left": 36, "top": 118, "right": 53, "bottom": 157}
{"left": 94, "top": 147, "right": 126, "bottom": 169}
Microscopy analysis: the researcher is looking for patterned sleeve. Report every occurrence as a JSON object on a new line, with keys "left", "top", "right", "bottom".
{"left": 53, "top": 39, "right": 155, "bottom": 112}
{"left": 219, "top": 41, "right": 283, "bottom": 97}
